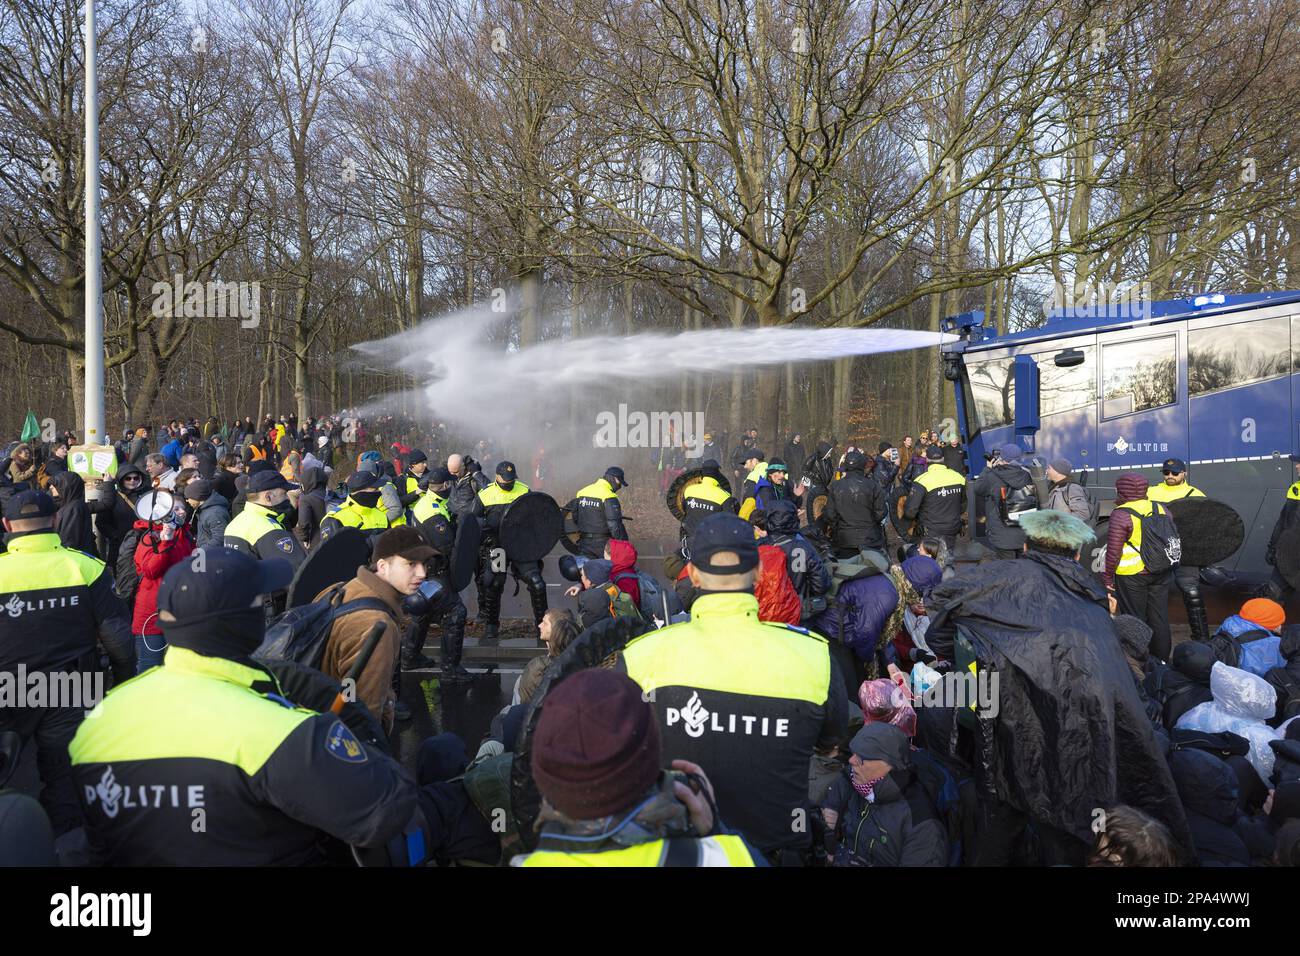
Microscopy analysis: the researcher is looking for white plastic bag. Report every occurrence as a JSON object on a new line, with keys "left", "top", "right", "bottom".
{"left": 1176, "top": 662, "right": 1279, "bottom": 782}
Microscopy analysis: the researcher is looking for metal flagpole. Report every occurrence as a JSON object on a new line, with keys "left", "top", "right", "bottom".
{"left": 83, "top": 0, "right": 105, "bottom": 444}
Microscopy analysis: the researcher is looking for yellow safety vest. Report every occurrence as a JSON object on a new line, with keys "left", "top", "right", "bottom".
{"left": 412, "top": 490, "right": 451, "bottom": 525}
{"left": 329, "top": 498, "right": 391, "bottom": 532}
{"left": 224, "top": 502, "right": 286, "bottom": 550}
{"left": 1115, "top": 498, "right": 1167, "bottom": 575}
{"left": 914, "top": 463, "right": 966, "bottom": 493}
{"left": 477, "top": 481, "right": 530, "bottom": 507}
{"left": 515, "top": 834, "right": 757, "bottom": 867}
{"left": 1146, "top": 482, "right": 1204, "bottom": 502}
{"left": 683, "top": 478, "right": 731, "bottom": 506}
{"left": 574, "top": 478, "right": 617, "bottom": 502}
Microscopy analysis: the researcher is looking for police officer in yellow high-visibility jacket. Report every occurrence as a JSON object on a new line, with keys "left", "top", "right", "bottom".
{"left": 565, "top": 467, "right": 629, "bottom": 558}
{"left": 0, "top": 490, "right": 135, "bottom": 834}
{"left": 320, "top": 471, "right": 397, "bottom": 544}
{"left": 406, "top": 467, "right": 468, "bottom": 678}
{"left": 678, "top": 459, "right": 738, "bottom": 546}
{"left": 511, "top": 669, "right": 765, "bottom": 867}
{"left": 69, "top": 549, "right": 417, "bottom": 865}
{"left": 1147, "top": 457, "right": 1209, "bottom": 641}
{"left": 903, "top": 445, "right": 967, "bottom": 547}
{"left": 470, "top": 461, "right": 546, "bottom": 640}
{"left": 1267, "top": 454, "right": 1300, "bottom": 599}
{"left": 223, "top": 471, "right": 307, "bottom": 573}
{"left": 616, "top": 513, "right": 846, "bottom": 864}
{"left": 396, "top": 450, "right": 429, "bottom": 520}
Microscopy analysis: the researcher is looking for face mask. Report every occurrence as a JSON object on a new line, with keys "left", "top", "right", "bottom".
{"left": 353, "top": 490, "right": 382, "bottom": 509}
{"left": 498, "top": 479, "right": 515, "bottom": 492}
{"left": 272, "top": 500, "right": 295, "bottom": 525}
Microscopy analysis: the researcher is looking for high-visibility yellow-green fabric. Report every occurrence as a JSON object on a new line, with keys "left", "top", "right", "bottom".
{"left": 745, "top": 462, "right": 767, "bottom": 484}
{"left": 0, "top": 531, "right": 104, "bottom": 590}
{"left": 575, "top": 478, "right": 617, "bottom": 501}
{"left": 621, "top": 592, "right": 830, "bottom": 703}
{"left": 1147, "top": 482, "right": 1205, "bottom": 502}
{"left": 516, "top": 834, "right": 756, "bottom": 867}
{"left": 329, "top": 498, "right": 391, "bottom": 531}
{"left": 1289, "top": 482, "right": 1300, "bottom": 502}
{"left": 69, "top": 646, "right": 313, "bottom": 777}
{"left": 412, "top": 490, "right": 451, "bottom": 524}
{"left": 223, "top": 502, "right": 284, "bottom": 547}
{"left": 1115, "top": 498, "right": 1166, "bottom": 575}
{"left": 683, "top": 478, "right": 730, "bottom": 505}
{"left": 914, "top": 464, "right": 966, "bottom": 492}
{"left": 477, "top": 481, "right": 530, "bottom": 507}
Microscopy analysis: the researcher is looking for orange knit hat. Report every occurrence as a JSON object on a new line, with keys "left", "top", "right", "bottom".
{"left": 1240, "top": 598, "right": 1285, "bottom": 633}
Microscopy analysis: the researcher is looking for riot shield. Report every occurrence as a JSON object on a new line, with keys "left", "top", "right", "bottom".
{"left": 449, "top": 511, "right": 481, "bottom": 591}
{"left": 498, "top": 492, "right": 563, "bottom": 563}
{"left": 666, "top": 467, "right": 733, "bottom": 521}
{"left": 287, "top": 527, "right": 371, "bottom": 608}
{"left": 1166, "top": 498, "right": 1245, "bottom": 567}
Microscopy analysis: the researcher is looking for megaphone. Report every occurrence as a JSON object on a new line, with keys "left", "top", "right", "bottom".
{"left": 402, "top": 578, "right": 449, "bottom": 618}
{"left": 134, "top": 488, "right": 175, "bottom": 523}
{"left": 558, "top": 554, "right": 589, "bottom": 583}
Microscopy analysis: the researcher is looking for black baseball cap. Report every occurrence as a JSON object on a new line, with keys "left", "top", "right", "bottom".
{"left": 842, "top": 451, "right": 866, "bottom": 471}
{"left": 3, "top": 490, "right": 55, "bottom": 521}
{"left": 1162, "top": 458, "right": 1187, "bottom": 473}
{"left": 604, "top": 466, "right": 628, "bottom": 487}
{"left": 496, "top": 461, "right": 517, "bottom": 480}
{"left": 246, "top": 460, "right": 275, "bottom": 475}
{"left": 688, "top": 513, "right": 759, "bottom": 574}
{"left": 246, "top": 470, "right": 293, "bottom": 494}
{"left": 157, "top": 548, "right": 294, "bottom": 628}
{"left": 744, "top": 449, "right": 764, "bottom": 462}
{"left": 347, "top": 470, "right": 379, "bottom": 493}
{"left": 423, "top": 466, "right": 452, "bottom": 486}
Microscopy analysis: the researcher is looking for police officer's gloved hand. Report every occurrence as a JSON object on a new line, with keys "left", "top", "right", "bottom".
{"left": 254, "top": 658, "right": 391, "bottom": 756}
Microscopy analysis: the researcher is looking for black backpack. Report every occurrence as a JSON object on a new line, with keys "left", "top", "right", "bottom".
{"left": 256, "top": 582, "right": 390, "bottom": 671}
{"left": 114, "top": 527, "right": 142, "bottom": 604}
{"left": 1116, "top": 501, "right": 1181, "bottom": 573}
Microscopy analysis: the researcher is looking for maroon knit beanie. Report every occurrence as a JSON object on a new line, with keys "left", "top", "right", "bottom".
{"left": 1115, "top": 472, "right": 1149, "bottom": 504}
{"left": 531, "top": 669, "right": 662, "bottom": 820}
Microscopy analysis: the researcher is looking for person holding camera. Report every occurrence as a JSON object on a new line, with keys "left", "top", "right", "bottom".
{"left": 512, "top": 668, "right": 765, "bottom": 866}
{"left": 132, "top": 495, "right": 196, "bottom": 672}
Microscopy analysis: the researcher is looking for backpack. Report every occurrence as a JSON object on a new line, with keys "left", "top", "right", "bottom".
{"left": 256, "top": 582, "right": 391, "bottom": 670}
{"left": 825, "top": 551, "right": 888, "bottom": 599}
{"left": 600, "top": 583, "right": 642, "bottom": 621}
{"left": 910, "top": 749, "right": 977, "bottom": 866}
{"left": 755, "top": 544, "right": 802, "bottom": 624}
{"left": 461, "top": 751, "right": 521, "bottom": 862}
{"left": 114, "top": 526, "right": 142, "bottom": 603}
{"left": 611, "top": 569, "right": 684, "bottom": 623}
{"left": 1116, "top": 501, "right": 1181, "bottom": 573}
{"left": 996, "top": 478, "right": 1038, "bottom": 526}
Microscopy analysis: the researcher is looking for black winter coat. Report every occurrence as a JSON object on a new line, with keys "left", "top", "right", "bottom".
{"left": 50, "top": 471, "right": 96, "bottom": 554}
{"left": 825, "top": 470, "right": 888, "bottom": 553}
{"left": 924, "top": 551, "right": 1191, "bottom": 851}
{"left": 1169, "top": 748, "right": 1250, "bottom": 866}
{"left": 974, "top": 463, "right": 1034, "bottom": 551}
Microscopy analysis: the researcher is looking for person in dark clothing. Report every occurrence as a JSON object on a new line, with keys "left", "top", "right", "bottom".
{"left": 825, "top": 450, "right": 889, "bottom": 559}
{"left": 820, "top": 722, "right": 948, "bottom": 866}
{"left": 903, "top": 446, "right": 965, "bottom": 547}
{"left": 924, "top": 508, "right": 1190, "bottom": 864}
{"left": 1169, "top": 748, "right": 1251, "bottom": 866}
{"left": 413, "top": 733, "right": 503, "bottom": 866}
{"left": 1145, "top": 641, "right": 1216, "bottom": 731}
{"left": 762, "top": 499, "right": 829, "bottom": 605}
{"left": 874, "top": 442, "right": 899, "bottom": 491}
{"left": 783, "top": 434, "right": 804, "bottom": 484}
{"left": 183, "top": 479, "right": 230, "bottom": 550}
{"left": 973, "top": 442, "right": 1034, "bottom": 558}
{"left": 48, "top": 471, "right": 96, "bottom": 554}
{"left": 294, "top": 465, "right": 329, "bottom": 548}
{"left": 942, "top": 438, "right": 966, "bottom": 476}
{"left": 96, "top": 464, "right": 148, "bottom": 570}
{"left": 212, "top": 454, "right": 242, "bottom": 503}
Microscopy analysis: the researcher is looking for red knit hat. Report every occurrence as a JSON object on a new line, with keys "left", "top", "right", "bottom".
{"left": 1115, "top": 472, "right": 1149, "bottom": 504}
{"left": 1241, "top": 598, "right": 1285, "bottom": 633}
{"left": 531, "top": 669, "right": 662, "bottom": 820}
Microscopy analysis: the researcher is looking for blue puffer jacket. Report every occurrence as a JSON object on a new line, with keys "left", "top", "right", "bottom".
{"left": 1215, "top": 615, "right": 1285, "bottom": 678}
{"left": 814, "top": 556, "right": 942, "bottom": 661}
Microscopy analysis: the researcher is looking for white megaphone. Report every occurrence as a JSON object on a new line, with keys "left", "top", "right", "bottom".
{"left": 134, "top": 488, "right": 176, "bottom": 523}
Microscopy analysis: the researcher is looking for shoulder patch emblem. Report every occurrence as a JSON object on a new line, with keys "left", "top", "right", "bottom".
{"left": 325, "top": 720, "right": 367, "bottom": 763}
{"left": 277, "top": 536, "right": 295, "bottom": 553}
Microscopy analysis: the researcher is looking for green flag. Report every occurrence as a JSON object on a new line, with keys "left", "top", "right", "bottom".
{"left": 20, "top": 410, "right": 39, "bottom": 443}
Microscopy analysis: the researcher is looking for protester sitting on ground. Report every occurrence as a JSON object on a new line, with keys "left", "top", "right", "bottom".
{"left": 1207, "top": 598, "right": 1287, "bottom": 678}
{"left": 512, "top": 668, "right": 766, "bottom": 866}
{"left": 819, "top": 722, "right": 947, "bottom": 867}
{"left": 515, "top": 609, "right": 579, "bottom": 705}
{"left": 565, "top": 558, "right": 638, "bottom": 629}
{"left": 1086, "top": 805, "right": 1181, "bottom": 867}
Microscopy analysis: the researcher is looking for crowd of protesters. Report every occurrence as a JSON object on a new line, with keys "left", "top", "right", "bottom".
{"left": 2, "top": 412, "right": 1300, "bottom": 869}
